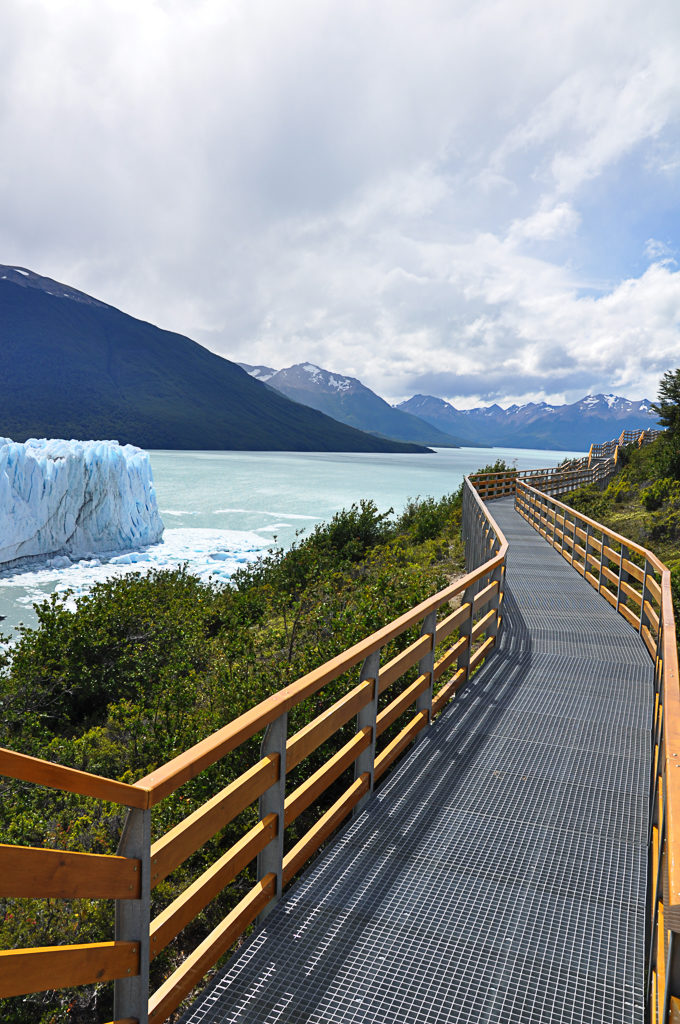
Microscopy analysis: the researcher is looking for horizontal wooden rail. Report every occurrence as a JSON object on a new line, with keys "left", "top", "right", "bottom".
{"left": 286, "top": 679, "right": 373, "bottom": 771}
{"left": 284, "top": 729, "right": 371, "bottom": 827}
{"left": 0, "top": 941, "right": 139, "bottom": 999}
{"left": 282, "top": 774, "right": 370, "bottom": 885}
{"left": 376, "top": 673, "right": 430, "bottom": 737}
{"left": 374, "top": 710, "right": 429, "bottom": 781}
{"left": 150, "top": 755, "right": 279, "bottom": 886}
{"left": 148, "top": 876, "right": 276, "bottom": 1024}
{"left": 0, "top": 747, "right": 149, "bottom": 808}
{"left": 150, "top": 815, "right": 276, "bottom": 959}
{"left": 0, "top": 844, "right": 141, "bottom": 900}
{"left": 378, "top": 633, "right": 433, "bottom": 694}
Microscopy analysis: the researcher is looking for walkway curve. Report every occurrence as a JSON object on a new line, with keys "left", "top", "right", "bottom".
{"left": 179, "top": 498, "right": 653, "bottom": 1024}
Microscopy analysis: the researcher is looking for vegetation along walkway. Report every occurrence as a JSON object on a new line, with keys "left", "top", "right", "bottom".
{"left": 179, "top": 497, "right": 653, "bottom": 1024}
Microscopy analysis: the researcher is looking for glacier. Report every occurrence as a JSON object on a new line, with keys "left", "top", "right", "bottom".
{"left": 0, "top": 438, "right": 164, "bottom": 568}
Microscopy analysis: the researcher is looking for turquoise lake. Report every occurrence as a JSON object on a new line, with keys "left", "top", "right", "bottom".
{"left": 0, "top": 445, "right": 584, "bottom": 635}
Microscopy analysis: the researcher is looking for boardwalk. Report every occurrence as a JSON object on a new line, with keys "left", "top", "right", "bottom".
{"left": 179, "top": 499, "right": 654, "bottom": 1024}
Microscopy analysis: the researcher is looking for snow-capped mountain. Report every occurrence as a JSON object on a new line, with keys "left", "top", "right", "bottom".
{"left": 239, "top": 362, "right": 465, "bottom": 447}
{"left": 398, "top": 394, "right": 660, "bottom": 451}
{"left": 238, "top": 362, "right": 277, "bottom": 383}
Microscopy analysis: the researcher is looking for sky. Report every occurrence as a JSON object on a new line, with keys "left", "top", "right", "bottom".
{"left": 2, "top": 0, "right": 680, "bottom": 409}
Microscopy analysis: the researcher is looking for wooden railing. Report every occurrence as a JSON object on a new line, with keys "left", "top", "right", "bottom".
{"left": 514, "top": 480, "right": 680, "bottom": 1024}
{"left": 469, "top": 456, "right": 618, "bottom": 503}
{"left": 588, "top": 426, "right": 664, "bottom": 466}
{"left": 0, "top": 477, "right": 507, "bottom": 1024}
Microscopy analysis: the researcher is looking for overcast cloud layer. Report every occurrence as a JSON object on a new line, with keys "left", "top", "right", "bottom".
{"left": 2, "top": 0, "right": 680, "bottom": 407}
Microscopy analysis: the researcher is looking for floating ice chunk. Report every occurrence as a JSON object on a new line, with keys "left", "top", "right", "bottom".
{"left": 0, "top": 438, "right": 164, "bottom": 568}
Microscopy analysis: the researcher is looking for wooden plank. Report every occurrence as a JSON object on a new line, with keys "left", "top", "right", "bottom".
{"left": 378, "top": 633, "right": 433, "bottom": 694}
{"left": 600, "top": 585, "right": 617, "bottom": 608}
{"left": 472, "top": 581, "right": 498, "bottom": 613}
{"left": 643, "top": 625, "right": 657, "bottom": 658}
{"left": 620, "top": 578, "right": 642, "bottom": 607}
{"left": 648, "top": 575, "right": 662, "bottom": 603}
{"left": 662, "top": 569, "right": 680, "bottom": 908}
{"left": 469, "top": 636, "right": 494, "bottom": 673}
{"left": 436, "top": 603, "right": 471, "bottom": 643}
{"left": 0, "top": 844, "right": 140, "bottom": 900}
{"left": 0, "top": 747, "right": 149, "bottom": 809}
{"left": 603, "top": 544, "right": 622, "bottom": 567}
{"left": 103, "top": 1019, "right": 137, "bottom": 1024}
{"left": 284, "top": 729, "right": 371, "bottom": 827}
{"left": 0, "top": 941, "right": 139, "bottom": 998}
{"left": 432, "top": 669, "right": 467, "bottom": 715}
{"left": 644, "top": 601, "right": 660, "bottom": 633}
{"left": 148, "top": 876, "right": 275, "bottom": 1024}
{"left": 587, "top": 534, "right": 603, "bottom": 554}
{"left": 433, "top": 637, "right": 468, "bottom": 682}
{"left": 376, "top": 674, "right": 429, "bottom": 738}
{"left": 374, "top": 711, "right": 428, "bottom": 782}
{"left": 282, "top": 774, "right": 369, "bottom": 885}
{"left": 470, "top": 609, "right": 496, "bottom": 643}
{"left": 622, "top": 557, "right": 645, "bottom": 583}
{"left": 150, "top": 814, "right": 276, "bottom": 959}
{"left": 137, "top": 548, "right": 506, "bottom": 806}
{"left": 584, "top": 571, "right": 599, "bottom": 589}
{"left": 572, "top": 559, "right": 585, "bottom": 577}
{"left": 601, "top": 563, "right": 620, "bottom": 587}
{"left": 619, "top": 602, "right": 639, "bottom": 629}
{"left": 150, "top": 755, "right": 278, "bottom": 886}
{"left": 286, "top": 679, "right": 373, "bottom": 772}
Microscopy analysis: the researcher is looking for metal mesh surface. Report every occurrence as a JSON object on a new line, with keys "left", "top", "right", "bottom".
{"left": 179, "top": 498, "right": 652, "bottom": 1024}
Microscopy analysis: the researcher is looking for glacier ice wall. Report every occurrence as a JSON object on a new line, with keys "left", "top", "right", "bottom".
{"left": 0, "top": 438, "right": 164, "bottom": 568}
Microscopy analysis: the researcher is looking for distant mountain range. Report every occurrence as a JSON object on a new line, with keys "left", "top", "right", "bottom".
{"left": 238, "top": 362, "right": 465, "bottom": 447}
{"left": 242, "top": 360, "right": 659, "bottom": 452}
{"left": 0, "top": 266, "right": 428, "bottom": 453}
{"left": 399, "top": 393, "right": 659, "bottom": 451}
{"left": 1, "top": 263, "right": 659, "bottom": 453}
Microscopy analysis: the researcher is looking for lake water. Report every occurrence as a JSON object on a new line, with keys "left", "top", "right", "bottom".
{"left": 0, "top": 445, "right": 584, "bottom": 636}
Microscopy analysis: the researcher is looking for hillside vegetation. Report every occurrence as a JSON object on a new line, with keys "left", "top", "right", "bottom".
{"left": 0, "top": 490, "right": 467, "bottom": 1023}
{"left": 563, "top": 416, "right": 680, "bottom": 607}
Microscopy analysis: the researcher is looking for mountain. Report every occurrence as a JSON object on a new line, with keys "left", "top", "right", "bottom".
{"left": 399, "top": 393, "right": 660, "bottom": 450}
{"left": 238, "top": 362, "right": 464, "bottom": 447}
{"left": 0, "top": 266, "right": 430, "bottom": 453}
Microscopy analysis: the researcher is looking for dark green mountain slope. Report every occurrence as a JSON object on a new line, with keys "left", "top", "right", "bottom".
{"left": 0, "top": 269, "right": 428, "bottom": 452}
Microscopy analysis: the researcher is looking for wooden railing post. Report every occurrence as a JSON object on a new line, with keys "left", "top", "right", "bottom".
{"left": 640, "top": 563, "right": 650, "bottom": 635}
{"left": 114, "top": 807, "right": 151, "bottom": 1024}
{"left": 354, "top": 648, "right": 381, "bottom": 812}
{"left": 256, "top": 712, "right": 287, "bottom": 920}
{"left": 416, "top": 610, "right": 438, "bottom": 738}
{"left": 616, "top": 543, "right": 629, "bottom": 614}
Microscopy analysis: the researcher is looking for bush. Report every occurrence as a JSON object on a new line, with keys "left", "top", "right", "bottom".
{"left": 641, "top": 478, "right": 680, "bottom": 511}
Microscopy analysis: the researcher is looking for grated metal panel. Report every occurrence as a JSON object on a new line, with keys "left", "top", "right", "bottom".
{"left": 179, "top": 497, "right": 652, "bottom": 1024}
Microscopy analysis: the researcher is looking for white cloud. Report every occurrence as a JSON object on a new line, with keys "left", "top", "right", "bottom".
{"left": 1, "top": 0, "right": 680, "bottom": 409}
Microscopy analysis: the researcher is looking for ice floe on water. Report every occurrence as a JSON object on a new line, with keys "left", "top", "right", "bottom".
{"left": 0, "top": 527, "right": 268, "bottom": 618}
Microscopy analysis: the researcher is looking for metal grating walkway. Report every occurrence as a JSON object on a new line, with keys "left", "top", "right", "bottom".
{"left": 180, "top": 499, "right": 653, "bottom": 1024}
